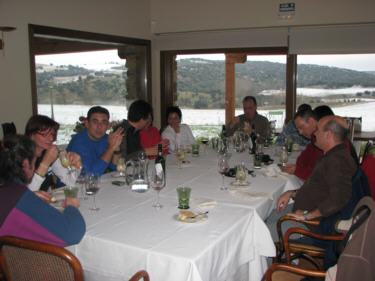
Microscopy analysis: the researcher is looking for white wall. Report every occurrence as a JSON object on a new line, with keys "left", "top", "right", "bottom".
{"left": 150, "top": 0, "right": 375, "bottom": 34}
{"left": 0, "top": 0, "right": 151, "bottom": 137}
{"left": 149, "top": 0, "right": 375, "bottom": 125}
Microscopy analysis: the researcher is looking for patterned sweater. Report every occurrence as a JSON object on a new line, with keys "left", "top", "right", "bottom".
{"left": 0, "top": 182, "right": 85, "bottom": 247}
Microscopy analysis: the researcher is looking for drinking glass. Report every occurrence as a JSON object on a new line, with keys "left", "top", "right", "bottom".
{"left": 200, "top": 137, "right": 209, "bottom": 154}
{"left": 176, "top": 145, "right": 186, "bottom": 168}
{"left": 85, "top": 174, "right": 100, "bottom": 211}
{"left": 64, "top": 186, "right": 79, "bottom": 198}
{"left": 150, "top": 164, "right": 165, "bottom": 209}
{"left": 280, "top": 146, "right": 289, "bottom": 167}
{"left": 76, "top": 168, "right": 88, "bottom": 200}
{"left": 116, "top": 157, "right": 126, "bottom": 176}
{"left": 191, "top": 143, "right": 200, "bottom": 157}
{"left": 59, "top": 150, "right": 73, "bottom": 173}
{"left": 177, "top": 187, "right": 191, "bottom": 209}
{"left": 218, "top": 156, "right": 229, "bottom": 190}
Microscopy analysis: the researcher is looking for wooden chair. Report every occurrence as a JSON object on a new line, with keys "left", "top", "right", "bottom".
{"left": 129, "top": 270, "right": 150, "bottom": 281}
{"left": 0, "top": 236, "right": 84, "bottom": 281}
{"left": 262, "top": 262, "right": 325, "bottom": 281}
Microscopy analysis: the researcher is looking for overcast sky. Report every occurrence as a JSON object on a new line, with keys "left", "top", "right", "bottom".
{"left": 36, "top": 50, "right": 375, "bottom": 72}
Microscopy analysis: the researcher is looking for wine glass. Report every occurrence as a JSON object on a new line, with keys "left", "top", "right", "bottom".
{"left": 116, "top": 157, "right": 126, "bottom": 177}
{"left": 200, "top": 137, "right": 209, "bottom": 154}
{"left": 76, "top": 168, "right": 88, "bottom": 200}
{"left": 176, "top": 145, "right": 186, "bottom": 168}
{"left": 279, "top": 146, "right": 289, "bottom": 167}
{"left": 150, "top": 164, "right": 165, "bottom": 209}
{"left": 218, "top": 156, "right": 229, "bottom": 190}
{"left": 85, "top": 174, "right": 100, "bottom": 211}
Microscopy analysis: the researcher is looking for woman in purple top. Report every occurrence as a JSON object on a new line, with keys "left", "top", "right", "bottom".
{"left": 0, "top": 135, "right": 85, "bottom": 247}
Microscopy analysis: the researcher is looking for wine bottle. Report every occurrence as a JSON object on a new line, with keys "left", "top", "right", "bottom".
{"left": 155, "top": 144, "right": 166, "bottom": 186}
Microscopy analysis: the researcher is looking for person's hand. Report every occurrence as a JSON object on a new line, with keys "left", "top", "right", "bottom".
{"left": 145, "top": 146, "right": 157, "bottom": 157}
{"left": 108, "top": 127, "right": 124, "bottom": 151}
{"left": 280, "top": 163, "right": 296, "bottom": 174}
{"left": 35, "top": 191, "right": 52, "bottom": 203}
{"left": 67, "top": 152, "right": 82, "bottom": 169}
{"left": 43, "top": 145, "right": 59, "bottom": 166}
{"left": 276, "top": 190, "right": 294, "bottom": 212}
{"left": 287, "top": 210, "right": 305, "bottom": 221}
{"left": 64, "top": 197, "right": 80, "bottom": 208}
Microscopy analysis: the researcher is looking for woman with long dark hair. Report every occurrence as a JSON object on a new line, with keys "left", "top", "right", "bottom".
{"left": 25, "top": 115, "right": 81, "bottom": 192}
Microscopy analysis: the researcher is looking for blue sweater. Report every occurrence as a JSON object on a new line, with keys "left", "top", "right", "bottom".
{"left": 67, "top": 129, "right": 116, "bottom": 175}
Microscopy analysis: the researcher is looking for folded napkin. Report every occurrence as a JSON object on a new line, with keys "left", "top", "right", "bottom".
{"left": 229, "top": 189, "right": 271, "bottom": 200}
{"left": 261, "top": 164, "right": 281, "bottom": 177}
{"left": 191, "top": 198, "right": 217, "bottom": 210}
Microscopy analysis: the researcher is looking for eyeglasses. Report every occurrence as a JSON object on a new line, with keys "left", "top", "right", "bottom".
{"left": 36, "top": 129, "right": 57, "bottom": 140}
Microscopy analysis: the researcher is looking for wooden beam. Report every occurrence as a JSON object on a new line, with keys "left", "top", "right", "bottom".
{"left": 286, "top": 54, "right": 297, "bottom": 123}
{"left": 225, "top": 53, "right": 247, "bottom": 124}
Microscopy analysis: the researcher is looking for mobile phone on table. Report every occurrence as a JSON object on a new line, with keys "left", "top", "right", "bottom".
{"left": 112, "top": 180, "right": 126, "bottom": 186}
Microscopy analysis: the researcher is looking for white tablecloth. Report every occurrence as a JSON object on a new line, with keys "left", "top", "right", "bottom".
{"left": 68, "top": 148, "right": 291, "bottom": 281}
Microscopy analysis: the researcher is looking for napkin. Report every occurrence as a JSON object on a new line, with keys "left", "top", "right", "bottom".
{"left": 261, "top": 164, "right": 283, "bottom": 177}
{"left": 191, "top": 198, "right": 217, "bottom": 209}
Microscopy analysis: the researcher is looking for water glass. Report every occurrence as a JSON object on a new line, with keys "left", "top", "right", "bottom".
{"left": 86, "top": 174, "right": 100, "bottom": 211}
{"left": 191, "top": 143, "right": 200, "bottom": 157}
{"left": 64, "top": 186, "right": 79, "bottom": 198}
{"left": 177, "top": 187, "right": 191, "bottom": 209}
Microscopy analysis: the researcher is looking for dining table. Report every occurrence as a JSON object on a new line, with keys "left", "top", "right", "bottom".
{"left": 67, "top": 145, "right": 296, "bottom": 281}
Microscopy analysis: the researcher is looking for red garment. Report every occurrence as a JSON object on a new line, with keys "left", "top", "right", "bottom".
{"left": 361, "top": 155, "right": 375, "bottom": 200}
{"left": 294, "top": 136, "right": 323, "bottom": 181}
{"left": 139, "top": 126, "right": 161, "bottom": 149}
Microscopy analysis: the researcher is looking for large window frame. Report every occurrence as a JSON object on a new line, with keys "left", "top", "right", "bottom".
{"left": 28, "top": 24, "right": 152, "bottom": 115}
{"left": 160, "top": 47, "right": 296, "bottom": 128}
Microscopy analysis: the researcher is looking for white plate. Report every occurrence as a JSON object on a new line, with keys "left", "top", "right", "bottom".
{"left": 175, "top": 212, "right": 208, "bottom": 223}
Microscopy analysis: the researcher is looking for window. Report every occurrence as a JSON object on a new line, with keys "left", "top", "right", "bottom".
{"left": 296, "top": 54, "right": 375, "bottom": 131}
{"left": 161, "top": 48, "right": 289, "bottom": 139}
{"left": 29, "top": 25, "right": 151, "bottom": 144}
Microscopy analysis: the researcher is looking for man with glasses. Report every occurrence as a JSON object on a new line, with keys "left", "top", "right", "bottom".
{"left": 67, "top": 106, "right": 124, "bottom": 175}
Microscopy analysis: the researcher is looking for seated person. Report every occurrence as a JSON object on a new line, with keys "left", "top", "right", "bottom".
{"left": 314, "top": 104, "right": 334, "bottom": 120}
{"left": 281, "top": 107, "right": 326, "bottom": 181}
{"left": 161, "top": 105, "right": 195, "bottom": 153}
{"left": 276, "top": 104, "right": 312, "bottom": 146}
{"left": 67, "top": 106, "right": 124, "bottom": 175}
{"left": 25, "top": 115, "right": 82, "bottom": 192}
{"left": 266, "top": 116, "right": 357, "bottom": 241}
{"left": 0, "top": 134, "right": 85, "bottom": 247}
{"left": 118, "top": 100, "right": 168, "bottom": 160}
{"left": 227, "top": 96, "right": 270, "bottom": 140}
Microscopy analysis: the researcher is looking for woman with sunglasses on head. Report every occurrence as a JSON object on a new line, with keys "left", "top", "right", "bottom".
{"left": 25, "top": 115, "right": 81, "bottom": 194}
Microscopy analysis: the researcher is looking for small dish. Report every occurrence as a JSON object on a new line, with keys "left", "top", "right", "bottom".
{"left": 175, "top": 211, "right": 208, "bottom": 223}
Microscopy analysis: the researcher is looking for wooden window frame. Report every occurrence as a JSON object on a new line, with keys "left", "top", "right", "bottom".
{"left": 28, "top": 24, "right": 152, "bottom": 115}
{"left": 160, "top": 47, "right": 296, "bottom": 128}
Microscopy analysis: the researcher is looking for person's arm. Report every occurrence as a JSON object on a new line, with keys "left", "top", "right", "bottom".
{"left": 161, "top": 127, "right": 176, "bottom": 153}
{"left": 288, "top": 208, "right": 322, "bottom": 221}
{"left": 294, "top": 143, "right": 322, "bottom": 180}
{"left": 15, "top": 190, "right": 86, "bottom": 246}
{"left": 184, "top": 124, "right": 196, "bottom": 145}
{"left": 67, "top": 134, "right": 110, "bottom": 175}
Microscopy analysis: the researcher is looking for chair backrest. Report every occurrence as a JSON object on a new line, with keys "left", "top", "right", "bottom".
{"left": 0, "top": 236, "right": 84, "bottom": 281}
{"left": 1, "top": 122, "right": 17, "bottom": 137}
{"left": 129, "top": 270, "right": 150, "bottom": 281}
{"left": 361, "top": 154, "right": 375, "bottom": 200}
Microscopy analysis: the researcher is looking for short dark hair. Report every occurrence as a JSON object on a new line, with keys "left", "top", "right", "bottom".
{"left": 166, "top": 106, "right": 182, "bottom": 121}
{"left": 242, "top": 96, "right": 257, "bottom": 106}
{"left": 128, "top": 100, "right": 153, "bottom": 122}
{"left": 25, "top": 115, "right": 60, "bottom": 137}
{"left": 87, "top": 106, "right": 110, "bottom": 120}
{"left": 297, "top": 103, "right": 312, "bottom": 112}
{"left": 294, "top": 108, "right": 317, "bottom": 122}
{"left": 313, "top": 105, "right": 334, "bottom": 120}
{"left": 0, "top": 134, "right": 35, "bottom": 185}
